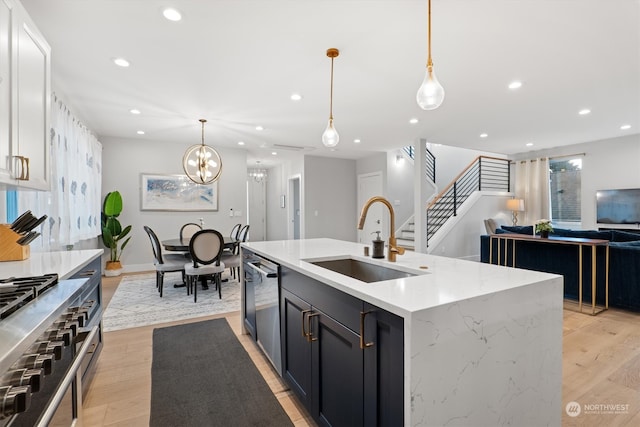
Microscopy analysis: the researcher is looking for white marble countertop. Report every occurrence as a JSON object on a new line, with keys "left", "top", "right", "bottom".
{"left": 243, "top": 238, "right": 561, "bottom": 318}
{"left": 0, "top": 249, "right": 103, "bottom": 279}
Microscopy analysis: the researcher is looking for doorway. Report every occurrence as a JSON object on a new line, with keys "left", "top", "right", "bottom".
{"left": 288, "top": 175, "right": 301, "bottom": 240}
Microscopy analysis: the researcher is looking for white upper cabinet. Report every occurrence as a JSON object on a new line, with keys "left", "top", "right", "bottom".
{"left": 0, "top": 0, "right": 51, "bottom": 191}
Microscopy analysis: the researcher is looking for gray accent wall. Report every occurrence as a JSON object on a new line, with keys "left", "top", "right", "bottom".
{"left": 303, "top": 155, "right": 357, "bottom": 241}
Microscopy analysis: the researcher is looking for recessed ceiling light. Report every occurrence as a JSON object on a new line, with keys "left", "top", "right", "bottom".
{"left": 578, "top": 109, "right": 591, "bottom": 115}
{"left": 508, "top": 81, "right": 523, "bottom": 90}
{"left": 162, "top": 8, "right": 182, "bottom": 21}
{"left": 130, "top": 109, "right": 141, "bottom": 115}
{"left": 620, "top": 124, "right": 631, "bottom": 130}
{"left": 237, "top": 141, "right": 245, "bottom": 146}
{"left": 354, "top": 139, "right": 361, "bottom": 144}
{"left": 271, "top": 151, "right": 277, "bottom": 156}
{"left": 136, "top": 130, "right": 145, "bottom": 135}
{"left": 526, "top": 142, "right": 534, "bottom": 147}
{"left": 290, "top": 93, "right": 302, "bottom": 101}
{"left": 113, "top": 58, "right": 130, "bottom": 67}
{"left": 256, "top": 126, "right": 264, "bottom": 131}
{"left": 409, "top": 118, "right": 419, "bottom": 124}
{"left": 480, "top": 133, "right": 488, "bottom": 138}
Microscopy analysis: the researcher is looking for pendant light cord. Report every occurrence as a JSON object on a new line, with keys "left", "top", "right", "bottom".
{"left": 427, "top": 0, "right": 433, "bottom": 69}
{"left": 200, "top": 119, "right": 206, "bottom": 146}
{"left": 329, "top": 56, "right": 334, "bottom": 120}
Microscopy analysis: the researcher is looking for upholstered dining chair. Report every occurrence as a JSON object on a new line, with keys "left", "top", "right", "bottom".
{"left": 220, "top": 224, "right": 249, "bottom": 281}
{"left": 180, "top": 222, "right": 202, "bottom": 242}
{"left": 184, "top": 229, "right": 226, "bottom": 302}
{"left": 143, "top": 225, "right": 187, "bottom": 297}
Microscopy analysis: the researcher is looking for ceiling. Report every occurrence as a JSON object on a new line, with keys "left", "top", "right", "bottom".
{"left": 21, "top": 0, "right": 640, "bottom": 167}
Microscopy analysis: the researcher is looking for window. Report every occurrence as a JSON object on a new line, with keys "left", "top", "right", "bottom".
{"left": 549, "top": 158, "right": 581, "bottom": 225}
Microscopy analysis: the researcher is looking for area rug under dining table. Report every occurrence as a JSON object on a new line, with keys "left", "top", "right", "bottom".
{"left": 103, "top": 272, "right": 242, "bottom": 332}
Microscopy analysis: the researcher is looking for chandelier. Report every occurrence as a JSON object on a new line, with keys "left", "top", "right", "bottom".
{"left": 182, "top": 119, "right": 222, "bottom": 185}
{"left": 248, "top": 168, "right": 267, "bottom": 183}
{"left": 416, "top": 0, "right": 445, "bottom": 110}
{"left": 248, "top": 161, "right": 267, "bottom": 182}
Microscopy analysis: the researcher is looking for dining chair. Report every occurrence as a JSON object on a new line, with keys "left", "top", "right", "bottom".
{"left": 223, "top": 223, "right": 242, "bottom": 255}
{"left": 221, "top": 224, "right": 249, "bottom": 281}
{"left": 180, "top": 222, "right": 202, "bottom": 242}
{"left": 184, "top": 229, "right": 226, "bottom": 302}
{"left": 143, "top": 225, "right": 187, "bottom": 297}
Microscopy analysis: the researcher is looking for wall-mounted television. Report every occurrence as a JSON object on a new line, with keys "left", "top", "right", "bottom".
{"left": 596, "top": 188, "right": 640, "bottom": 225}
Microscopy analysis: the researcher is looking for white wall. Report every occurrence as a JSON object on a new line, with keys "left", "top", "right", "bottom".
{"left": 386, "top": 151, "right": 415, "bottom": 227}
{"left": 428, "top": 192, "right": 512, "bottom": 260}
{"left": 101, "top": 137, "right": 247, "bottom": 272}
{"left": 511, "top": 134, "right": 640, "bottom": 230}
{"left": 427, "top": 143, "right": 507, "bottom": 191}
{"left": 303, "top": 155, "right": 357, "bottom": 241}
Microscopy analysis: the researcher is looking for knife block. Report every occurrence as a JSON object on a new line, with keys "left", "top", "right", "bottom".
{"left": 0, "top": 224, "right": 30, "bottom": 261}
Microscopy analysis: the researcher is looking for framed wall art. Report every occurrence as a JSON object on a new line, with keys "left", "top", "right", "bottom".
{"left": 140, "top": 173, "right": 218, "bottom": 211}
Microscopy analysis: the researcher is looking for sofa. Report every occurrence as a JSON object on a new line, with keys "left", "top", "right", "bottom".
{"left": 480, "top": 225, "right": 640, "bottom": 312}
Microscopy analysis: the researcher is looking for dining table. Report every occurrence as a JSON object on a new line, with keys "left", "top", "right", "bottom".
{"left": 162, "top": 236, "right": 238, "bottom": 253}
{"left": 161, "top": 236, "right": 238, "bottom": 289}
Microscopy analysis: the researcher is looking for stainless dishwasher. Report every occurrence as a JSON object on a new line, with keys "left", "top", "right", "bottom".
{"left": 243, "top": 252, "right": 282, "bottom": 375}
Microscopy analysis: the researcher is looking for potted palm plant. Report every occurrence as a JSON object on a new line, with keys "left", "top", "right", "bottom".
{"left": 102, "top": 191, "right": 132, "bottom": 276}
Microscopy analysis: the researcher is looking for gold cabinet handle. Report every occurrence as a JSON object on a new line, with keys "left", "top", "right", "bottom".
{"left": 359, "top": 310, "right": 374, "bottom": 349}
{"left": 301, "top": 309, "right": 312, "bottom": 339}
{"left": 13, "top": 156, "right": 28, "bottom": 180}
{"left": 12, "top": 156, "right": 30, "bottom": 180}
{"left": 307, "top": 313, "right": 319, "bottom": 342}
{"left": 22, "top": 157, "right": 29, "bottom": 180}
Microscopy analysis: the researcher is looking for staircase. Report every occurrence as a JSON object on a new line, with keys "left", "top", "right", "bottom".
{"left": 426, "top": 156, "right": 510, "bottom": 247}
{"left": 396, "top": 219, "right": 415, "bottom": 250}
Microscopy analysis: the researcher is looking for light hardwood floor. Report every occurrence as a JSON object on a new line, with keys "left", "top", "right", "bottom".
{"left": 84, "top": 274, "right": 640, "bottom": 426}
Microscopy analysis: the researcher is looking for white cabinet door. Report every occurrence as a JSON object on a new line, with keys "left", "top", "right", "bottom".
{"left": 14, "top": 8, "right": 50, "bottom": 190}
{"left": 0, "top": 0, "right": 50, "bottom": 191}
{"left": 0, "top": 0, "right": 14, "bottom": 183}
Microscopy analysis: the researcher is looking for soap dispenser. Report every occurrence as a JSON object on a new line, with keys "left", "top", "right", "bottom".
{"left": 371, "top": 231, "right": 385, "bottom": 259}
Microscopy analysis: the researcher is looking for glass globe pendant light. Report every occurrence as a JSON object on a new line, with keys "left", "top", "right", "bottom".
{"left": 322, "top": 48, "right": 340, "bottom": 148}
{"left": 182, "top": 119, "right": 222, "bottom": 184}
{"left": 416, "top": 0, "right": 445, "bottom": 110}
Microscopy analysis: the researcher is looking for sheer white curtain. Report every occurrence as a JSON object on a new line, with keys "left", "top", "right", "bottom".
{"left": 18, "top": 94, "right": 102, "bottom": 251}
{"left": 515, "top": 157, "right": 551, "bottom": 225}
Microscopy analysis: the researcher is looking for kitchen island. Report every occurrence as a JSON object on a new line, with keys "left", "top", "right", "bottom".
{"left": 242, "top": 238, "right": 563, "bottom": 426}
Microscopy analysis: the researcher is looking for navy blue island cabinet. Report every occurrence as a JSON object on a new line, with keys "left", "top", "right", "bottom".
{"left": 280, "top": 266, "right": 404, "bottom": 427}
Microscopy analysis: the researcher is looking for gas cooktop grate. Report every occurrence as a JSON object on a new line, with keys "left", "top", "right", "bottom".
{"left": 0, "top": 274, "right": 59, "bottom": 320}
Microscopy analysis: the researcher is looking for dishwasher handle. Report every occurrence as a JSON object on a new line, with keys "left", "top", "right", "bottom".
{"left": 246, "top": 261, "right": 278, "bottom": 278}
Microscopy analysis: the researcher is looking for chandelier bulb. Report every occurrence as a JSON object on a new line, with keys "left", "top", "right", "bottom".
{"left": 322, "top": 118, "right": 339, "bottom": 148}
{"left": 417, "top": 65, "right": 445, "bottom": 110}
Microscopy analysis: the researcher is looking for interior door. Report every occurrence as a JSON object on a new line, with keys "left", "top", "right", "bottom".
{"left": 247, "top": 178, "right": 265, "bottom": 241}
{"left": 357, "top": 172, "right": 384, "bottom": 243}
{"left": 289, "top": 176, "right": 301, "bottom": 240}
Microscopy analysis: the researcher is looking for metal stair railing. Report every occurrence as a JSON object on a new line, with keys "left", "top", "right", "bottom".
{"left": 403, "top": 145, "right": 436, "bottom": 183}
{"left": 426, "top": 155, "right": 510, "bottom": 246}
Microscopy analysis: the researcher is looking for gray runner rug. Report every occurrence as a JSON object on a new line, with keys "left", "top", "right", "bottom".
{"left": 150, "top": 318, "right": 294, "bottom": 427}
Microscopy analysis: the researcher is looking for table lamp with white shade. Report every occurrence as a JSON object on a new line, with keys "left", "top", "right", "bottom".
{"left": 506, "top": 198, "right": 525, "bottom": 225}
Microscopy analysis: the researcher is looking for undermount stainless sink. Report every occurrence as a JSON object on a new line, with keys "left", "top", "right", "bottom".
{"left": 307, "top": 257, "right": 424, "bottom": 283}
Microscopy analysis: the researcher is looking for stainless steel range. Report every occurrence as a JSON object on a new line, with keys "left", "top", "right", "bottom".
{"left": 0, "top": 257, "right": 103, "bottom": 426}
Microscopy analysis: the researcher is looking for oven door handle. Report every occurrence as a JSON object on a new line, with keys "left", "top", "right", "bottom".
{"left": 246, "top": 262, "right": 278, "bottom": 278}
{"left": 36, "top": 325, "right": 99, "bottom": 427}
